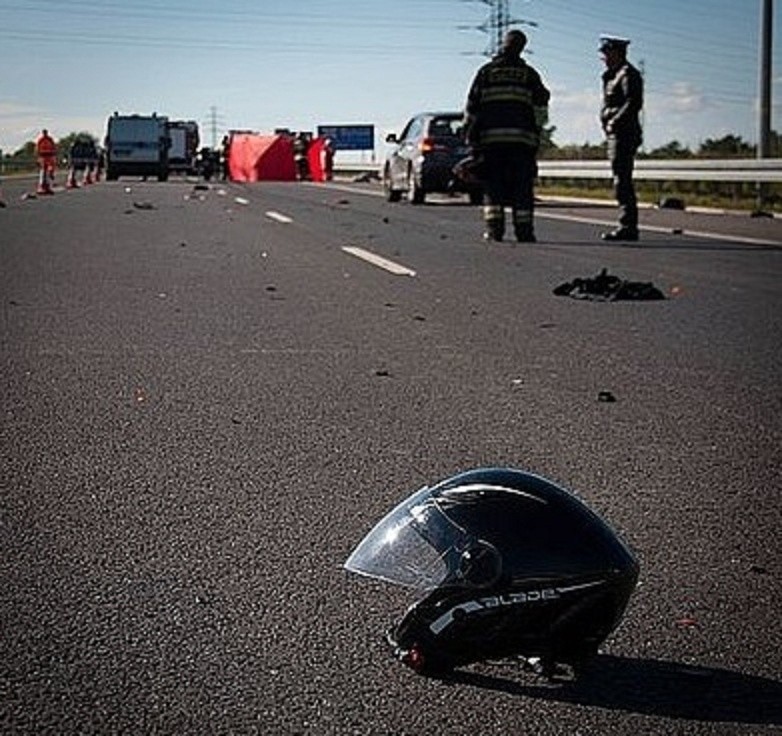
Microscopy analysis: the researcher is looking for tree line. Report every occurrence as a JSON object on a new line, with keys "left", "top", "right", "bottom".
{"left": 540, "top": 130, "right": 782, "bottom": 160}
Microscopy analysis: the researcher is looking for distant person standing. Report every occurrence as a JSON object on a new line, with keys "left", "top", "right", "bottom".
{"left": 36, "top": 128, "right": 57, "bottom": 195}
{"left": 321, "top": 138, "right": 335, "bottom": 181}
{"left": 220, "top": 134, "right": 231, "bottom": 181}
{"left": 96, "top": 147, "right": 106, "bottom": 181}
{"left": 599, "top": 36, "right": 644, "bottom": 241}
{"left": 293, "top": 132, "right": 310, "bottom": 181}
{"left": 464, "top": 29, "right": 550, "bottom": 243}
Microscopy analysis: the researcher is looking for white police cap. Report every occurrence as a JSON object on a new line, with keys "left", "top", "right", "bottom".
{"left": 599, "top": 35, "right": 630, "bottom": 53}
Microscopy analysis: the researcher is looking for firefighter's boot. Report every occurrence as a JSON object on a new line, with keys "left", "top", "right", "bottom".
{"left": 483, "top": 204, "right": 505, "bottom": 242}
{"left": 513, "top": 209, "right": 536, "bottom": 243}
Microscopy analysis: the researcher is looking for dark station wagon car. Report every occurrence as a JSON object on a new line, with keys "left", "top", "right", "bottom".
{"left": 383, "top": 112, "right": 482, "bottom": 205}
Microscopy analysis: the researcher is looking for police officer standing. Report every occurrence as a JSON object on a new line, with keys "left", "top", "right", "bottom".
{"left": 599, "top": 36, "right": 644, "bottom": 241}
{"left": 465, "top": 29, "right": 550, "bottom": 243}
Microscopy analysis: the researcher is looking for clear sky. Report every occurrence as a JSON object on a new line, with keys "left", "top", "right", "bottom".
{"left": 0, "top": 0, "right": 778, "bottom": 155}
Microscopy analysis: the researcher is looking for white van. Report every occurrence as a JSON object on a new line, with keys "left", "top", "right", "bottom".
{"left": 105, "top": 112, "right": 170, "bottom": 181}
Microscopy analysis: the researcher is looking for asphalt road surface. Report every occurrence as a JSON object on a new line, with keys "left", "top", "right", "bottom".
{"left": 1, "top": 176, "right": 781, "bottom": 735}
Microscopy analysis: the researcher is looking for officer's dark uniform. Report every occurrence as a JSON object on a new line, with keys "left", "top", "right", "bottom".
{"left": 599, "top": 36, "right": 644, "bottom": 241}
{"left": 465, "top": 30, "right": 550, "bottom": 242}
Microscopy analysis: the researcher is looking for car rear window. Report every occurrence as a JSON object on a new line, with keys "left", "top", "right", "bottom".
{"left": 428, "top": 117, "right": 464, "bottom": 140}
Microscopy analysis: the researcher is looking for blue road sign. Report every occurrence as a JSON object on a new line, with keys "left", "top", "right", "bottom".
{"left": 317, "top": 125, "right": 374, "bottom": 151}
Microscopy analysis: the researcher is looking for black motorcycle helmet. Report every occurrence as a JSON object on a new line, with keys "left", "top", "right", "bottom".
{"left": 344, "top": 468, "right": 639, "bottom": 676}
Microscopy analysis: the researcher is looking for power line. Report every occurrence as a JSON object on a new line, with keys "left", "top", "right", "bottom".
{"left": 0, "top": 0, "right": 477, "bottom": 31}
{"left": 0, "top": 29, "right": 464, "bottom": 55}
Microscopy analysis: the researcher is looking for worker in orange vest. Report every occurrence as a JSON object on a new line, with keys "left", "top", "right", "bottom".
{"left": 36, "top": 129, "right": 57, "bottom": 194}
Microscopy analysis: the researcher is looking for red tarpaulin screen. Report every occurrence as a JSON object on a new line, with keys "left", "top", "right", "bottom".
{"left": 228, "top": 134, "right": 296, "bottom": 182}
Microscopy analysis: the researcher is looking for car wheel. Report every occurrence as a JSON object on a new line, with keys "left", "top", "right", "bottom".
{"left": 407, "top": 168, "right": 424, "bottom": 204}
{"left": 384, "top": 166, "right": 402, "bottom": 202}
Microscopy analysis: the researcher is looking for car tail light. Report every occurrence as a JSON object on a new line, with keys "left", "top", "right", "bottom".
{"left": 419, "top": 137, "right": 447, "bottom": 153}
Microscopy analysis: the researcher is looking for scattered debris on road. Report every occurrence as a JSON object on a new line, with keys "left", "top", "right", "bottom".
{"left": 659, "top": 196, "right": 686, "bottom": 210}
{"left": 353, "top": 171, "right": 380, "bottom": 183}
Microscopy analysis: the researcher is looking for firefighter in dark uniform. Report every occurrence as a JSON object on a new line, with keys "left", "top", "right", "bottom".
{"left": 599, "top": 36, "right": 644, "bottom": 241}
{"left": 464, "top": 29, "right": 550, "bottom": 243}
{"left": 293, "top": 132, "right": 310, "bottom": 181}
{"left": 220, "top": 135, "right": 231, "bottom": 181}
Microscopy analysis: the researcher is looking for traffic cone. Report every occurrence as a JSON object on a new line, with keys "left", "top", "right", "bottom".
{"left": 66, "top": 167, "right": 79, "bottom": 189}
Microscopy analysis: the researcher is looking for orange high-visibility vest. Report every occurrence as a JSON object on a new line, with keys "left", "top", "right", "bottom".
{"left": 36, "top": 134, "right": 57, "bottom": 158}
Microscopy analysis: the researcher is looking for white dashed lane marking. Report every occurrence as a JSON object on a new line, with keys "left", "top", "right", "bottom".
{"left": 258, "top": 204, "right": 417, "bottom": 276}
{"left": 265, "top": 210, "right": 293, "bottom": 223}
{"left": 341, "top": 246, "right": 417, "bottom": 277}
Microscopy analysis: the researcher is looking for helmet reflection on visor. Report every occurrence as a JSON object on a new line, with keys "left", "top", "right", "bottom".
{"left": 344, "top": 467, "right": 639, "bottom": 677}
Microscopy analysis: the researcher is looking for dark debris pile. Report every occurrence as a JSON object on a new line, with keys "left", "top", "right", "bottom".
{"left": 554, "top": 268, "right": 665, "bottom": 301}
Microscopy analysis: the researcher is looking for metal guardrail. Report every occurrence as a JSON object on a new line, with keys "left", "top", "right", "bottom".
{"left": 538, "top": 158, "right": 782, "bottom": 182}
{"left": 336, "top": 159, "right": 782, "bottom": 183}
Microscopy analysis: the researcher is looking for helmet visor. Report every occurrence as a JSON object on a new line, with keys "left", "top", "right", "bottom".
{"left": 344, "top": 486, "right": 472, "bottom": 592}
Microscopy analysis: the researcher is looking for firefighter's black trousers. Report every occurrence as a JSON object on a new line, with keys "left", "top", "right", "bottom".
{"left": 481, "top": 145, "right": 538, "bottom": 238}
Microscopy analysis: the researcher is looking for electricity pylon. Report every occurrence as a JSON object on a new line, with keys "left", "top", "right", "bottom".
{"left": 459, "top": 0, "right": 538, "bottom": 57}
